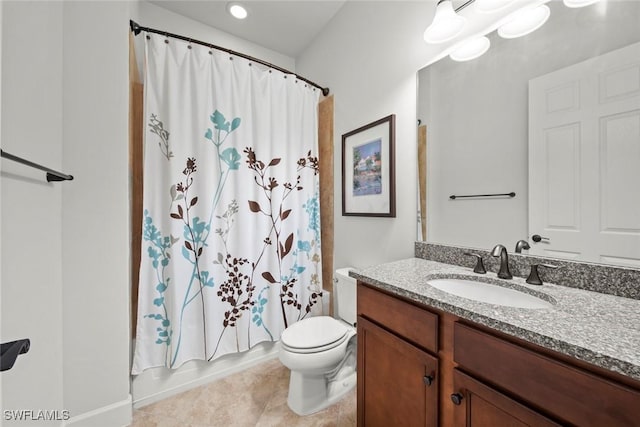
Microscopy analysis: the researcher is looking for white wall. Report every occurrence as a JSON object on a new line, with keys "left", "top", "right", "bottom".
{"left": 61, "top": 2, "right": 131, "bottom": 426}
{"left": 419, "top": 0, "right": 640, "bottom": 251}
{"left": 296, "top": 1, "right": 434, "bottom": 270}
{"left": 1, "top": 2, "right": 65, "bottom": 426}
{"left": 0, "top": 0, "right": 3, "bottom": 411}
{"left": 1, "top": 1, "right": 131, "bottom": 426}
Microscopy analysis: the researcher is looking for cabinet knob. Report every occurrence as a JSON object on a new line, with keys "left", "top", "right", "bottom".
{"left": 450, "top": 393, "right": 463, "bottom": 405}
{"left": 423, "top": 375, "right": 434, "bottom": 386}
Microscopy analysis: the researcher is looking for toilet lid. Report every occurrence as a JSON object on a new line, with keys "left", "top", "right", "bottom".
{"left": 281, "top": 316, "right": 349, "bottom": 350}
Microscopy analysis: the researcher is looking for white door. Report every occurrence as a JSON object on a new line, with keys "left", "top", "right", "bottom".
{"left": 529, "top": 41, "right": 640, "bottom": 267}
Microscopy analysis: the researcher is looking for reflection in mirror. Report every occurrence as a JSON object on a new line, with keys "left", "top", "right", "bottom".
{"left": 417, "top": 122, "right": 427, "bottom": 241}
{"left": 417, "top": 0, "right": 640, "bottom": 267}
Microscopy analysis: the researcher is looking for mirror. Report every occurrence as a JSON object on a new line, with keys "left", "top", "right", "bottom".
{"left": 417, "top": 0, "right": 640, "bottom": 267}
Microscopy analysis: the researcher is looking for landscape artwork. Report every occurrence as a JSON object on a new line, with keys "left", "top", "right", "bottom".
{"left": 352, "top": 138, "right": 382, "bottom": 196}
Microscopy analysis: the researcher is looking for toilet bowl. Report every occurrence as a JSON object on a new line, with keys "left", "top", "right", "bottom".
{"left": 278, "top": 268, "right": 357, "bottom": 416}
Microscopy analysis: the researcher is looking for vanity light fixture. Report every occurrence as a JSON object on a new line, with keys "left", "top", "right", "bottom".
{"left": 497, "top": 4, "right": 550, "bottom": 39}
{"left": 424, "top": 0, "right": 467, "bottom": 44}
{"left": 475, "top": 0, "right": 515, "bottom": 13}
{"left": 563, "top": 0, "right": 600, "bottom": 8}
{"left": 227, "top": 2, "right": 248, "bottom": 20}
{"left": 449, "top": 36, "right": 491, "bottom": 61}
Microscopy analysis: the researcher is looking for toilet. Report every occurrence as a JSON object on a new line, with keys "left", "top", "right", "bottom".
{"left": 278, "top": 267, "right": 357, "bottom": 416}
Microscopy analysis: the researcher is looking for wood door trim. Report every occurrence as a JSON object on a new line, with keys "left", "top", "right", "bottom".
{"left": 318, "top": 95, "right": 334, "bottom": 315}
{"left": 130, "top": 33, "right": 143, "bottom": 337}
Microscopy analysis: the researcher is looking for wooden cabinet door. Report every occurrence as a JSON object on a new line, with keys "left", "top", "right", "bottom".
{"left": 451, "top": 369, "right": 560, "bottom": 427}
{"left": 357, "top": 316, "right": 438, "bottom": 427}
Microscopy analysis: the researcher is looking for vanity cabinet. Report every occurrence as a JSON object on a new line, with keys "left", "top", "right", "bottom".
{"left": 357, "top": 282, "right": 640, "bottom": 427}
{"left": 357, "top": 283, "right": 439, "bottom": 426}
{"left": 453, "top": 322, "right": 640, "bottom": 426}
{"left": 358, "top": 317, "right": 438, "bottom": 427}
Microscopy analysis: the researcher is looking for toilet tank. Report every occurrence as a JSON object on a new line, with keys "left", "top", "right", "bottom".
{"left": 334, "top": 268, "right": 357, "bottom": 326}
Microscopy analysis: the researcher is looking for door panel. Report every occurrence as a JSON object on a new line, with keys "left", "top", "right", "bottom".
{"left": 357, "top": 316, "right": 438, "bottom": 427}
{"left": 599, "top": 111, "right": 640, "bottom": 232}
{"left": 451, "top": 369, "right": 560, "bottom": 427}
{"left": 544, "top": 123, "right": 580, "bottom": 230}
{"left": 529, "top": 41, "right": 640, "bottom": 266}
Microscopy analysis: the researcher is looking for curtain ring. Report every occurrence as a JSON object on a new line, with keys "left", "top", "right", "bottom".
{"left": 187, "top": 39, "right": 192, "bottom": 50}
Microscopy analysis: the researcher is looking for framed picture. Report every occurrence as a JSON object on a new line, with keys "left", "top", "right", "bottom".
{"left": 342, "top": 114, "right": 396, "bottom": 217}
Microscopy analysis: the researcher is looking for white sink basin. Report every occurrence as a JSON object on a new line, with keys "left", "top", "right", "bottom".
{"left": 427, "top": 278, "right": 553, "bottom": 309}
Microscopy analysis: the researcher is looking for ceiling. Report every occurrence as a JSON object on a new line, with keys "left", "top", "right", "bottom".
{"left": 149, "top": 0, "right": 348, "bottom": 58}
{"left": 147, "top": 1, "right": 547, "bottom": 65}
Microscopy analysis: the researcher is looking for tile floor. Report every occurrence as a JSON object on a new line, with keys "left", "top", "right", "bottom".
{"left": 131, "top": 358, "right": 356, "bottom": 427}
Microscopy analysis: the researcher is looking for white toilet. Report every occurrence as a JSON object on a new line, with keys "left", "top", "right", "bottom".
{"left": 278, "top": 267, "right": 357, "bottom": 416}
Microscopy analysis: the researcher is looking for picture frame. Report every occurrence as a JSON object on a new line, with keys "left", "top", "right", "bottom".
{"left": 342, "top": 114, "right": 396, "bottom": 217}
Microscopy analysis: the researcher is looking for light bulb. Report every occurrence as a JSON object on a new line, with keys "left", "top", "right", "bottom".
{"left": 424, "top": 0, "right": 466, "bottom": 44}
{"left": 450, "top": 36, "right": 491, "bottom": 61}
{"left": 563, "top": 0, "right": 600, "bottom": 8}
{"left": 475, "top": 0, "right": 515, "bottom": 13}
{"left": 498, "top": 4, "right": 550, "bottom": 39}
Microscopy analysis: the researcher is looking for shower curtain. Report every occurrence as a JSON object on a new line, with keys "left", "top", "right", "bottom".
{"left": 132, "top": 33, "right": 323, "bottom": 374}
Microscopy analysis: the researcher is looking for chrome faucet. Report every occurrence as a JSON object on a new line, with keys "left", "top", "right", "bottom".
{"left": 491, "top": 244, "right": 513, "bottom": 279}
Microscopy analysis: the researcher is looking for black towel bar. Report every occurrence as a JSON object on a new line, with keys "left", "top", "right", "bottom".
{"left": 1, "top": 149, "right": 73, "bottom": 182}
{"left": 450, "top": 192, "right": 515, "bottom": 200}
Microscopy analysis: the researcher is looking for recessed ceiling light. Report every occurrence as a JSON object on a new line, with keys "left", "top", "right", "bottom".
{"left": 450, "top": 36, "right": 491, "bottom": 61}
{"left": 228, "top": 3, "right": 248, "bottom": 20}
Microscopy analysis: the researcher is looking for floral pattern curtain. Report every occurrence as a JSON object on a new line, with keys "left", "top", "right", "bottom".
{"left": 132, "top": 33, "right": 322, "bottom": 374}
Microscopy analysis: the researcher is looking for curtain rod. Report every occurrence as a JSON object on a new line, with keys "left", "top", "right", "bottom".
{"left": 129, "top": 20, "right": 330, "bottom": 97}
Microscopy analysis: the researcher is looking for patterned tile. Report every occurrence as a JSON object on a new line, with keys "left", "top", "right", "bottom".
{"left": 131, "top": 410, "right": 193, "bottom": 427}
{"left": 131, "top": 359, "right": 356, "bottom": 427}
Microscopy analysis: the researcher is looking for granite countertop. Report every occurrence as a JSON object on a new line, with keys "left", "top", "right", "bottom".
{"left": 351, "top": 257, "right": 640, "bottom": 382}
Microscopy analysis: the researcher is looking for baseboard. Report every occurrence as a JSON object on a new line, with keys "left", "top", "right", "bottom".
{"left": 132, "top": 341, "right": 280, "bottom": 409}
{"left": 63, "top": 394, "right": 132, "bottom": 427}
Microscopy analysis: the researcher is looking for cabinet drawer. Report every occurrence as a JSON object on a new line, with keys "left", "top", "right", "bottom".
{"left": 357, "top": 283, "right": 438, "bottom": 353}
{"left": 454, "top": 322, "right": 640, "bottom": 427}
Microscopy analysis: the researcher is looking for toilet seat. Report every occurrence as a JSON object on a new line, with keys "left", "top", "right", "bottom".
{"left": 281, "top": 316, "right": 351, "bottom": 354}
